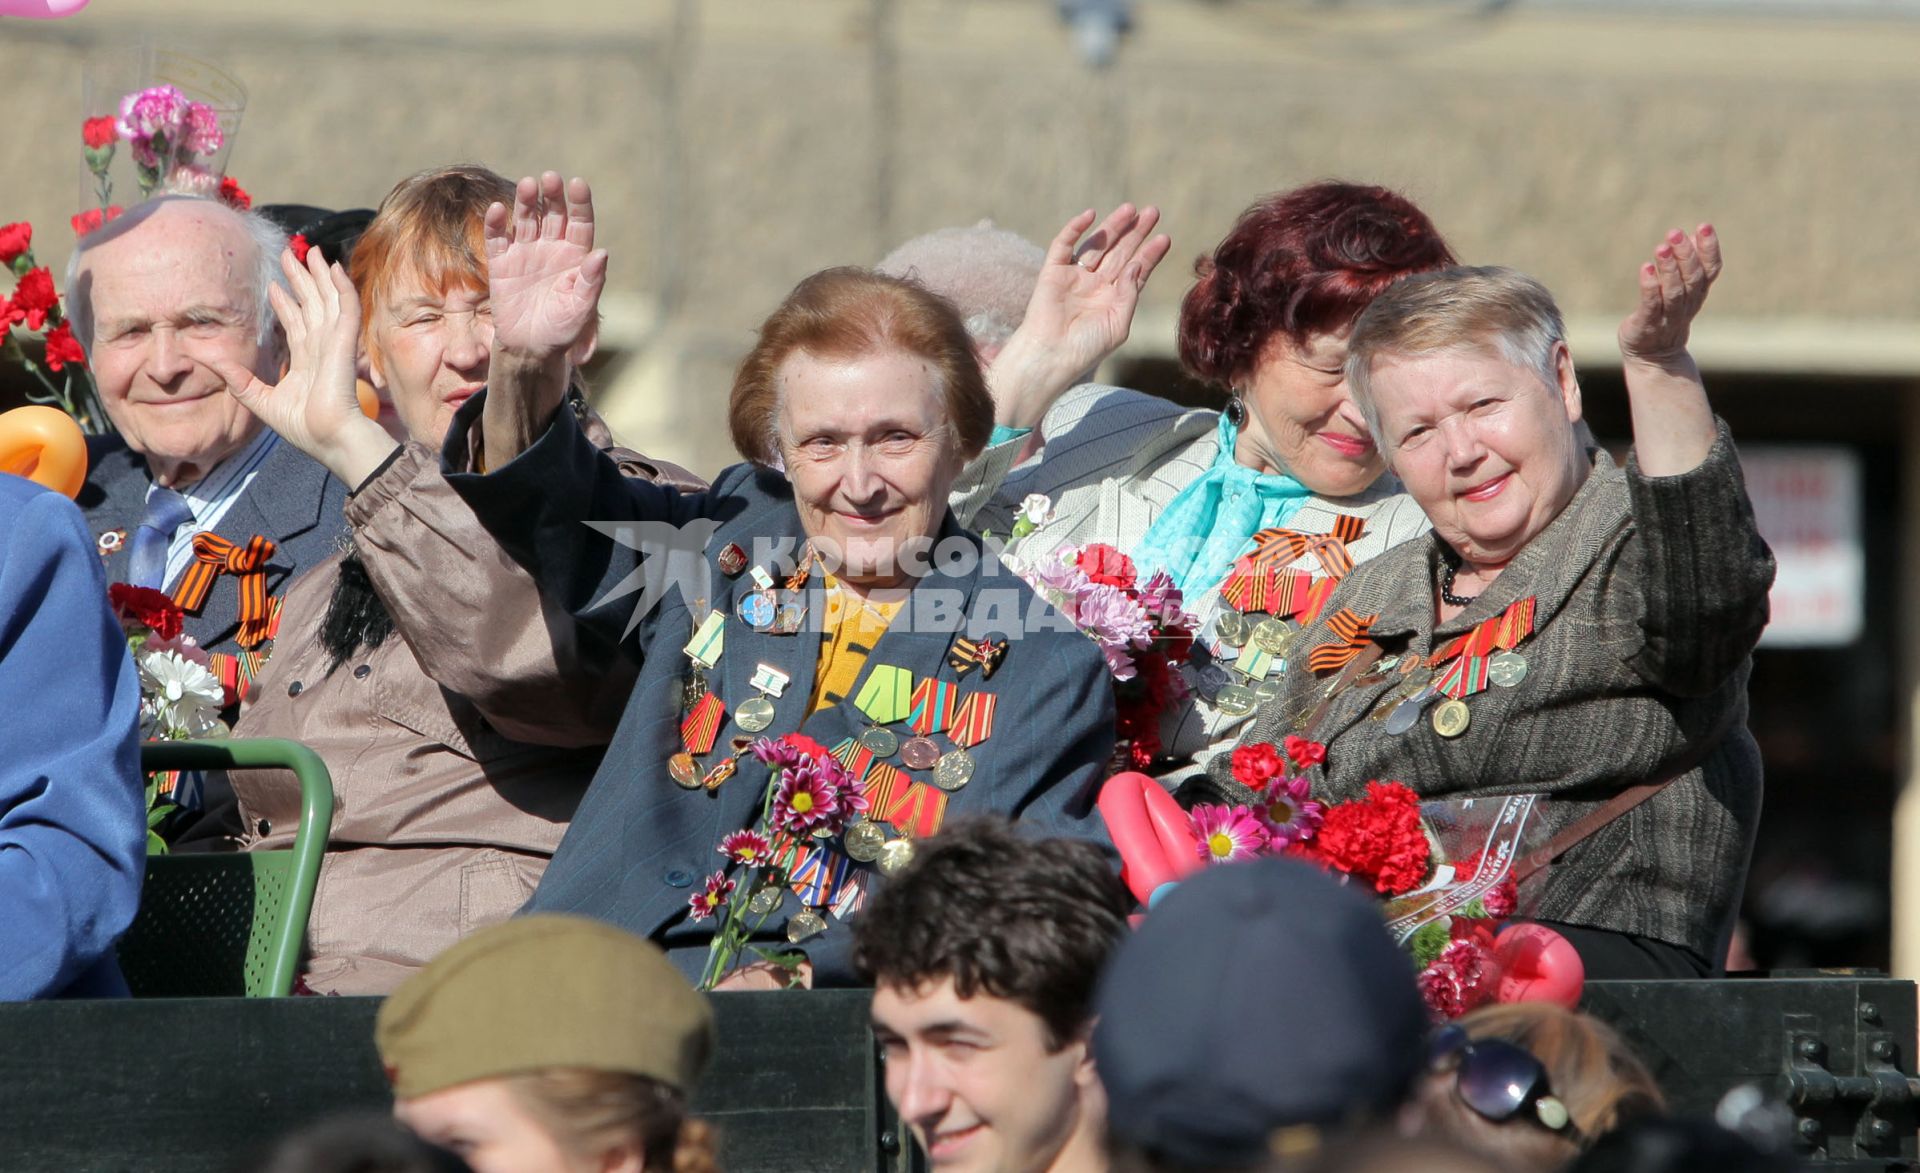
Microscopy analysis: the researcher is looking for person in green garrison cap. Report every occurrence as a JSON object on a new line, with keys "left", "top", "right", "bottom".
{"left": 376, "top": 915, "right": 719, "bottom": 1173}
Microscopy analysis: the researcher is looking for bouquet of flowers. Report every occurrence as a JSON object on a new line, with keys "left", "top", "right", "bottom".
{"left": 1190, "top": 741, "right": 1553, "bottom": 1019}
{"left": 0, "top": 221, "right": 108, "bottom": 434}
{"left": 109, "top": 584, "right": 229, "bottom": 851}
{"left": 1001, "top": 496, "right": 1198, "bottom": 771}
{"left": 693, "top": 732, "right": 871, "bottom": 989}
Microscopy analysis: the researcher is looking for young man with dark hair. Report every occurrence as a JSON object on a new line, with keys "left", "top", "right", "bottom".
{"left": 855, "top": 818, "right": 1130, "bottom": 1173}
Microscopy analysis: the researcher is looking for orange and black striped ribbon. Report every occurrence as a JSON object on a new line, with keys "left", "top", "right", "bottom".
{"left": 680, "top": 693, "right": 725, "bottom": 755}
{"left": 862, "top": 760, "right": 906, "bottom": 811}
{"left": 1305, "top": 608, "right": 1379, "bottom": 674}
{"left": 171, "top": 533, "right": 278, "bottom": 649}
{"left": 1433, "top": 596, "right": 1538, "bottom": 664}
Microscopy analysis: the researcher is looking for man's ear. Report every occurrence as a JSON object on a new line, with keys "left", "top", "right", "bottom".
{"left": 1071, "top": 1018, "right": 1100, "bottom": 1088}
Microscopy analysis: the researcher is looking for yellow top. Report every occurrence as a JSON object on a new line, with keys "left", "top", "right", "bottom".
{"left": 810, "top": 578, "right": 906, "bottom": 713}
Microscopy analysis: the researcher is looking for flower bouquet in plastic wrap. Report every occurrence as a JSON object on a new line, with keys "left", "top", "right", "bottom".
{"left": 1100, "top": 738, "right": 1584, "bottom": 1019}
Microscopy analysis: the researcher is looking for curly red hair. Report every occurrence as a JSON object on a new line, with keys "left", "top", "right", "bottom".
{"left": 1177, "top": 180, "right": 1456, "bottom": 388}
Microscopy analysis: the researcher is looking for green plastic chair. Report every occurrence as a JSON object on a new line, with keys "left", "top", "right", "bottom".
{"left": 116, "top": 738, "right": 335, "bottom": 997}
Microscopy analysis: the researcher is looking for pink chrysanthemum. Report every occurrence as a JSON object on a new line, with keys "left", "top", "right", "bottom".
{"left": 772, "top": 755, "right": 859, "bottom": 836}
{"left": 719, "top": 830, "right": 774, "bottom": 867}
{"left": 1257, "top": 775, "right": 1325, "bottom": 846}
{"left": 1190, "top": 804, "right": 1271, "bottom": 864}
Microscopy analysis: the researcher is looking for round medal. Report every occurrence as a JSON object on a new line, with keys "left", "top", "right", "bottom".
{"left": 736, "top": 589, "right": 776, "bottom": 629}
{"left": 748, "top": 886, "right": 783, "bottom": 916}
{"left": 1214, "top": 609, "right": 1250, "bottom": 649}
{"left": 1488, "top": 651, "right": 1529, "bottom": 688}
{"left": 1214, "top": 684, "right": 1258, "bottom": 718}
{"left": 933, "top": 749, "right": 975, "bottom": 791}
{"left": 858, "top": 725, "right": 899, "bottom": 757}
{"left": 785, "top": 909, "right": 829, "bottom": 944}
{"left": 1193, "top": 662, "right": 1235, "bottom": 702}
{"left": 1253, "top": 679, "right": 1283, "bottom": 703}
{"left": 668, "top": 752, "right": 701, "bottom": 789}
{"left": 1252, "top": 617, "right": 1294, "bottom": 656}
{"left": 899, "top": 736, "right": 941, "bottom": 770}
{"left": 1431, "top": 698, "right": 1471, "bottom": 739}
{"left": 735, "top": 695, "right": 776, "bottom": 733}
{"left": 877, "top": 837, "right": 916, "bottom": 876}
{"left": 844, "top": 819, "right": 887, "bottom": 862}
{"left": 1383, "top": 697, "right": 1426, "bottom": 736}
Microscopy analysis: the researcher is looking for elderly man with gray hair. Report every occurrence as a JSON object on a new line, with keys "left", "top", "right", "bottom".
{"left": 877, "top": 219, "right": 1048, "bottom": 364}
{"left": 67, "top": 196, "right": 348, "bottom": 662}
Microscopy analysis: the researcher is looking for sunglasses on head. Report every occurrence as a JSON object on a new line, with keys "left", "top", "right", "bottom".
{"left": 1429, "top": 1024, "right": 1583, "bottom": 1143}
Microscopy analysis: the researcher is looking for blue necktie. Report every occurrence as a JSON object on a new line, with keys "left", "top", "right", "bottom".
{"left": 126, "top": 487, "right": 194, "bottom": 591}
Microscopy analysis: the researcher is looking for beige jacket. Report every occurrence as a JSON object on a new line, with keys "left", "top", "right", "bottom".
{"left": 231, "top": 434, "right": 702, "bottom": 995}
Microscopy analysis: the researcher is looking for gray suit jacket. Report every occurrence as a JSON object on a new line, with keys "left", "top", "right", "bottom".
{"left": 1215, "top": 424, "right": 1775, "bottom": 963}
{"left": 442, "top": 394, "right": 1117, "bottom": 986}
{"left": 78, "top": 433, "right": 348, "bottom": 658}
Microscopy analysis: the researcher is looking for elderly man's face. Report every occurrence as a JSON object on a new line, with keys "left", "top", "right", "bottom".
{"left": 79, "top": 202, "right": 273, "bottom": 486}
{"left": 1371, "top": 342, "right": 1585, "bottom": 570}
{"left": 777, "top": 347, "right": 963, "bottom": 592}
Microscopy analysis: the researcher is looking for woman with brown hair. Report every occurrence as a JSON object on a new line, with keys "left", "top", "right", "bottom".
{"left": 379, "top": 916, "right": 719, "bottom": 1173}
{"left": 1412, "top": 1002, "right": 1665, "bottom": 1172}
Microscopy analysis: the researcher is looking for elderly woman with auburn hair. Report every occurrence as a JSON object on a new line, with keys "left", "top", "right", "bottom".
{"left": 1220, "top": 228, "right": 1773, "bottom": 979}
{"left": 210, "top": 164, "right": 701, "bottom": 994}
{"left": 422, "top": 175, "right": 1114, "bottom": 988}
{"left": 952, "top": 183, "right": 1456, "bottom": 790}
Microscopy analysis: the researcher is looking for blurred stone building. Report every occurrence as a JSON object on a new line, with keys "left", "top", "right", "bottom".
{"left": 5, "top": 0, "right": 1920, "bottom": 973}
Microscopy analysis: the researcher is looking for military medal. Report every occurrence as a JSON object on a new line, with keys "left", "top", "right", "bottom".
{"left": 877, "top": 837, "right": 916, "bottom": 876}
{"left": 1214, "top": 608, "right": 1250, "bottom": 649}
{"left": 684, "top": 611, "right": 725, "bottom": 669}
{"left": 681, "top": 693, "right": 726, "bottom": 755}
{"left": 1431, "top": 698, "right": 1471, "bottom": 739}
{"left": 737, "top": 590, "right": 776, "bottom": 630}
{"left": 97, "top": 529, "right": 126, "bottom": 557}
{"left": 947, "top": 635, "right": 1007, "bottom": 678}
{"left": 903, "top": 678, "right": 956, "bottom": 769}
{"left": 1252, "top": 617, "right": 1294, "bottom": 657}
{"left": 668, "top": 752, "right": 702, "bottom": 789}
{"left": 932, "top": 752, "right": 974, "bottom": 791}
{"left": 786, "top": 909, "right": 828, "bottom": 943}
{"left": 934, "top": 692, "right": 995, "bottom": 791}
{"left": 1254, "top": 679, "right": 1283, "bottom": 703}
{"left": 717, "top": 542, "right": 748, "bottom": 577}
{"left": 900, "top": 738, "right": 940, "bottom": 769}
{"left": 1233, "top": 643, "right": 1276, "bottom": 680}
{"left": 854, "top": 664, "right": 914, "bottom": 757}
{"left": 844, "top": 819, "right": 887, "bottom": 862}
{"left": 1384, "top": 686, "right": 1439, "bottom": 736}
{"left": 748, "top": 886, "right": 782, "bottom": 916}
{"left": 773, "top": 598, "right": 807, "bottom": 634}
{"left": 702, "top": 756, "right": 739, "bottom": 790}
{"left": 1214, "top": 684, "right": 1258, "bottom": 718}
{"left": 1488, "top": 650, "right": 1528, "bottom": 688}
{"left": 734, "top": 696, "right": 776, "bottom": 733}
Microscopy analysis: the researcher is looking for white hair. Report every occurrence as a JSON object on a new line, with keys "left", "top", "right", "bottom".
{"left": 65, "top": 195, "right": 290, "bottom": 356}
{"left": 876, "top": 220, "right": 1045, "bottom": 350}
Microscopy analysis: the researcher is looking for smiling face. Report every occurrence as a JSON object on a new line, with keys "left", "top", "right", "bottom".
{"left": 777, "top": 346, "right": 964, "bottom": 592}
{"left": 395, "top": 1078, "right": 616, "bottom": 1173}
{"left": 872, "top": 977, "right": 1101, "bottom": 1173}
{"left": 1369, "top": 341, "right": 1586, "bottom": 570}
{"left": 79, "top": 201, "right": 274, "bottom": 486}
{"left": 1238, "top": 326, "right": 1384, "bottom": 496}
{"left": 366, "top": 269, "right": 492, "bottom": 446}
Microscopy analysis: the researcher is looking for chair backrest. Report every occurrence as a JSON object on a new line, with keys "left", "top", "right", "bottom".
{"left": 117, "top": 739, "right": 335, "bottom": 997}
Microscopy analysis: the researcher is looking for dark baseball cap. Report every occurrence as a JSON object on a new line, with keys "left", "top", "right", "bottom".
{"left": 1092, "top": 856, "right": 1428, "bottom": 1167}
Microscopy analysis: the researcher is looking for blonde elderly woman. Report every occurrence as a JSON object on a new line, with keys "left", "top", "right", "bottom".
{"left": 428, "top": 175, "right": 1114, "bottom": 989}
{"left": 1219, "top": 227, "right": 1774, "bottom": 980}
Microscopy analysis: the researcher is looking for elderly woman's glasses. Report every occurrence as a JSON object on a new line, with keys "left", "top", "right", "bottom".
{"left": 1429, "top": 1024, "right": 1584, "bottom": 1142}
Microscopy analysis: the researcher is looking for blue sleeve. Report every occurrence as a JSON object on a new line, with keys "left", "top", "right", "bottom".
{"left": 0, "top": 482, "right": 144, "bottom": 1000}
{"left": 440, "top": 394, "right": 723, "bottom": 664}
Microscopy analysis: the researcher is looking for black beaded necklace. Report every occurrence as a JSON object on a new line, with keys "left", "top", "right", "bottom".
{"left": 1440, "top": 556, "right": 1478, "bottom": 608}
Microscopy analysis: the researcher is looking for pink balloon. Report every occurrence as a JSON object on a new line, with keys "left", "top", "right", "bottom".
{"left": 1493, "top": 924, "right": 1586, "bottom": 1008}
{"left": 1098, "top": 771, "right": 1201, "bottom": 905}
{"left": 0, "top": 0, "right": 89, "bottom": 15}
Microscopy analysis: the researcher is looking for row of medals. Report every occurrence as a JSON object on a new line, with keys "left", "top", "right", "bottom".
{"left": 1202, "top": 607, "right": 1301, "bottom": 719}
{"left": 1355, "top": 648, "right": 1529, "bottom": 738}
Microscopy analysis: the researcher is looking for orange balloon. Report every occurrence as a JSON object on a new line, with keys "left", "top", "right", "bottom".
{"left": 0, "top": 405, "right": 88, "bottom": 499}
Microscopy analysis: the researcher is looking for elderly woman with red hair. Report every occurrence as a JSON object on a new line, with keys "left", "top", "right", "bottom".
{"left": 207, "top": 165, "right": 700, "bottom": 994}
{"left": 954, "top": 183, "right": 1457, "bottom": 792}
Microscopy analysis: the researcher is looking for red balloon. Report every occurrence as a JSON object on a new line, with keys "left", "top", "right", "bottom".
{"left": 1493, "top": 923, "right": 1585, "bottom": 1008}
{"left": 1098, "top": 771, "right": 1202, "bottom": 905}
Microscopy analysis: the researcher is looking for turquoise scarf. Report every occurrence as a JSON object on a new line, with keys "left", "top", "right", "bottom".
{"left": 1134, "top": 413, "right": 1314, "bottom": 598}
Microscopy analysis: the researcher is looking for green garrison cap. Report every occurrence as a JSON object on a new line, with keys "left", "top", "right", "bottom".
{"left": 376, "top": 915, "right": 715, "bottom": 1100}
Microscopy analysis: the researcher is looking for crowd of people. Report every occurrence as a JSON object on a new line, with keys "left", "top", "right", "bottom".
{"left": 0, "top": 150, "right": 1789, "bottom": 1168}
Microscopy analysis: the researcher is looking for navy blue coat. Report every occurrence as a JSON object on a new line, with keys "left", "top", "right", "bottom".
{"left": 0, "top": 474, "right": 144, "bottom": 999}
{"left": 442, "top": 396, "right": 1116, "bottom": 984}
{"left": 78, "top": 433, "right": 348, "bottom": 658}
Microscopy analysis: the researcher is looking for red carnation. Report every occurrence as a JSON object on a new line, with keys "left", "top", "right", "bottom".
{"left": 783, "top": 732, "right": 829, "bottom": 760}
{"left": 43, "top": 321, "right": 84, "bottom": 371}
{"left": 1230, "top": 742, "right": 1286, "bottom": 789}
{"left": 1312, "top": 780, "right": 1431, "bottom": 896}
{"left": 0, "top": 222, "right": 31, "bottom": 266}
{"left": 1457, "top": 850, "right": 1520, "bottom": 919}
{"left": 289, "top": 233, "right": 312, "bottom": 264}
{"left": 1283, "top": 734, "right": 1326, "bottom": 770}
{"left": 219, "top": 176, "right": 252, "bottom": 211}
{"left": 1076, "top": 543, "right": 1136, "bottom": 588}
{"left": 9, "top": 267, "right": 57, "bottom": 330}
{"left": 109, "top": 583, "right": 185, "bottom": 641}
{"left": 71, "top": 206, "right": 123, "bottom": 237}
{"left": 82, "top": 116, "right": 118, "bottom": 150}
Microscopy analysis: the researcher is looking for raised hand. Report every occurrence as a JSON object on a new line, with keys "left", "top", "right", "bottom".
{"left": 988, "top": 203, "right": 1173, "bottom": 428}
{"left": 213, "top": 246, "right": 397, "bottom": 486}
{"left": 1618, "top": 224, "right": 1721, "bottom": 367}
{"left": 485, "top": 171, "right": 606, "bottom": 361}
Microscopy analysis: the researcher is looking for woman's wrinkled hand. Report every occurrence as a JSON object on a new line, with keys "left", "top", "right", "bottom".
{"left": 988, "top": 203, "right": 1172, "bottom": 428}
{"left": 713, "top": 957, "right": 814, "bottom": 991}
{"left": 485, "top": 171, "right": 606, "bottom": 363}
{"left": 213, "top": 245, "right": 396, "bottom": 485}
{"left": 1618, "top": 223, "right": 1721, "bottom": 368}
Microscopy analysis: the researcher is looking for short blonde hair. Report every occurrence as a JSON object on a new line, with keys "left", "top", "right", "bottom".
{"left": 507, "top": 1068, "right": 719, "bottom": 1173}
{"left": 1344, "top": 266, "right": 1568, "bottom": 450}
